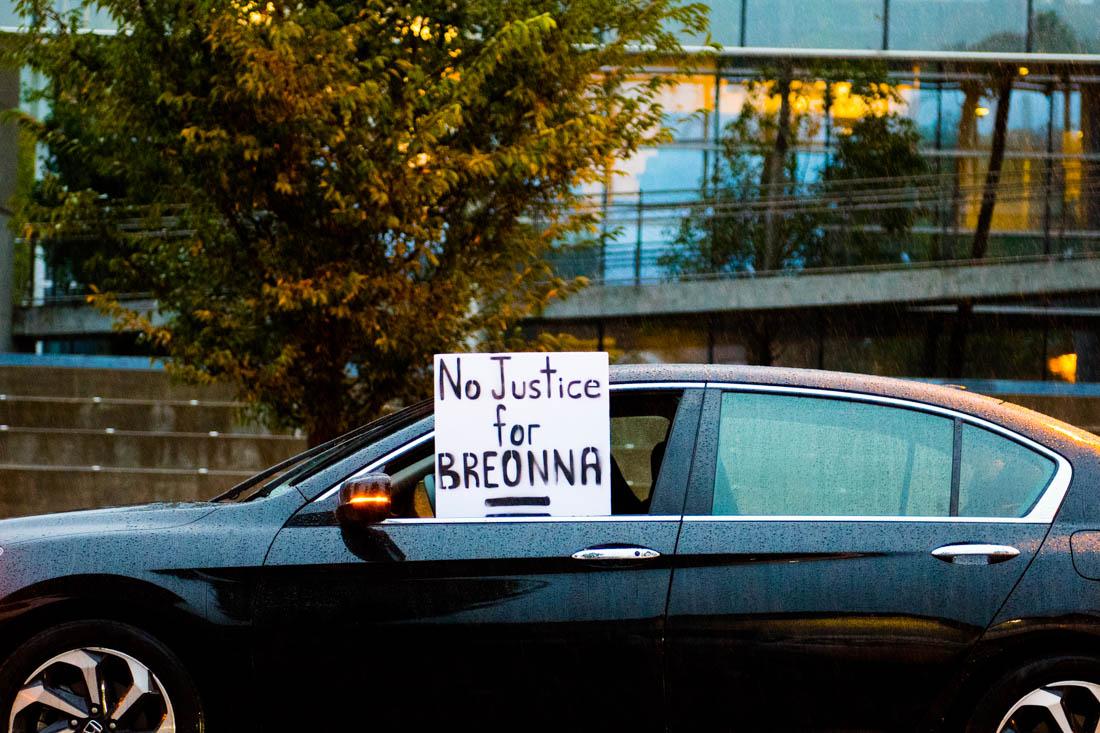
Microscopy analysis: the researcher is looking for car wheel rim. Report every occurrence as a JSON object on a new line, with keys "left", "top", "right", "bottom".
{"left": 998, "top": 680, "right": 1100, "bottom": 733}
{"left": 8, "top": 646, "right": 175, "bottom": 733}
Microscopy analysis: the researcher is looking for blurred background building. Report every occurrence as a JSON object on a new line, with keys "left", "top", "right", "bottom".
{"left": 3, "top": 1, "right": 1100, "bottom": 514}
{"left": 534, "top": 1, "right": 1100, "bottom": 385}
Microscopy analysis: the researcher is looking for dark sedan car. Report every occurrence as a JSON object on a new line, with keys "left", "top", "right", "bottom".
{"left": 1, "top": 364, "right": 1100, "bottom": 733}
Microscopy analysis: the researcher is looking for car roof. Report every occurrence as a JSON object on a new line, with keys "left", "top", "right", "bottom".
{"left": 609, "top": 363, "right": 1099, "bottom": 454}
{"left": 611, "top": 362, "right": 1000, "bottom": 407}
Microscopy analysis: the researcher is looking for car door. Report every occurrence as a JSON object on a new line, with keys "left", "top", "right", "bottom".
{"left": 255, "top": 385, "right": 702, "bottom": 731}
{"left": 665, "top": 385, "right": 1069, "bottom": 732}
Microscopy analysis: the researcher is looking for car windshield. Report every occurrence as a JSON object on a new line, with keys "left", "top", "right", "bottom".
{"left": 214, "top": 400, "right": 433, "bottom": 502}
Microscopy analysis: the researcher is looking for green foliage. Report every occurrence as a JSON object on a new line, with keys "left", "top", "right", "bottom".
{"left": 9, "top": 127, "right": 37, "bottom": 304}
{"left": 661, "top": 107, "right": 826, "bottom": 276}
{"left": 825, "top": 113, "right": 930, "bottom": 262}
{"left": 964, "top": 10, "right": 1088, "bottom": 53}
{"left": 7, "top": 0, "right": 708, "bottom": 443}
{"left": 662, "top": 64, "right": 928, "bottom": 277}
{"left": 1031, "top": 10, "right": 1089, "bottom": 53}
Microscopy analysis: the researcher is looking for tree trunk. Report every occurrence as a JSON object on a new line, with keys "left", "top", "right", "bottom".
{"left": 1082, "top": 84, "right": 1100, "bottom": 234}
{"left": 948, "top": 73, "right": 1013, "bottom": 378}
{"left": 971, "top": 74, "right": 1013, "bottom": 260}
{"left": 0, "top": 68, "right": 18, "bottom": 353}
{"left": 306, "top": 390, "right": 348, "bottom": 448}
{"left": 1077, "top": 87, "right": 1100, "bottom": 385}
{"left": 307, "top": 421, "right": 343, "bottom": 448}
{"left": 920, "top": 314, "right": 943, "bottom": 377}
{"left": 946, "top": 301, "right": 972, "bottom": 380}
{"left": 748, "top": 318, "right": 776, "bottom": 366}
{"left": 948, "top": 82, "right": 982, "bottom": 260}
{"left": 762, "top": 69, "right": 792, "bottom": 272}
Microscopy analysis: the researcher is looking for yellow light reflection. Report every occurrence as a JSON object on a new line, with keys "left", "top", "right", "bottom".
{"left": 739, "top": 78, "right": 905, "bottom": 124}
{"left": 975, "top": 106, "right": 990, "bottom": 117}
{"left": 1048, "top": 352, "right": 1078, "bottom": 383}
{"left": 1048, "top": 423, "right": 1100, "bottom": 448}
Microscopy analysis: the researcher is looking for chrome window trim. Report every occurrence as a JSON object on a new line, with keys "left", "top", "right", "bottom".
{"left": 606, "top": 382, "right": 702, "bottom": 391}
{"left": 314, "top": 379, "right": 1073, "bottom": 525}
{"left": 314, "top": 381, "right": 695, "bottom": 504}
{"left": 381, "top": 515, "right": 682, "bottom": 525}
{"left": 682, "top": 515, "right": 1050, "bottom": 524}
{"left": 705, "top": 382, "right": 1073, "bottom": 525}
{"left": 316, "top": 432, "right": 434, "bottom": 502}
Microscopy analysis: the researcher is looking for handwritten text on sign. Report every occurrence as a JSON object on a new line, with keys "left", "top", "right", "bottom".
{"left": 433, "top": 352, "right": 611, "bottom": 518}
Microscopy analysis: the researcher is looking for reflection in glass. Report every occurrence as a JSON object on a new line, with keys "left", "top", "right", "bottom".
{"left": 891, "top": 0, "right": 1028, "bottom": 52}
{"left": 958, "top": 424, "right": 1055, "bottom": 517}
{"left": 592, "top": 67, "right": 1100, "bottom": 284}
{"left": 745, "top": 0, "right": 883, "bottom": 50}
{"left": 1030, "top": 3, "right": 1098, "bottom": 53}
{"left": 704, "top": 1, "right": 743, "bottom": 47}
{"left": 713, "top": 393, "right": 955, "bottom": 516}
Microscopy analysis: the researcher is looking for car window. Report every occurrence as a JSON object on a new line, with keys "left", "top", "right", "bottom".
{"left": 712, "top": 392, "right": 954, "bottom": 517}
{"left": 376, "top": 389, "right": 683, "bottom": 518}
{"left": 958, "top": 424, "right": 1056, "bottom": 518}
{"left": 382, "top": 444, "right": 438, "bottom": 518}
{"left": 217, "top": 400, "right": 432, "bottom": 502}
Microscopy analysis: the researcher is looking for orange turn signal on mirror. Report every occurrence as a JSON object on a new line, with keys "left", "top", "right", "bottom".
{"left": 336, "top": 473, "right": 394, "bottom": 526}
{"left": 347, "top": 495, "right": 390, "bottom": 505}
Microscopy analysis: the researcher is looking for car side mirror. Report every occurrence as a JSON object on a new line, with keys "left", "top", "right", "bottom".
{"left": 336, "top": 473, "right": 393, "bottom": 526}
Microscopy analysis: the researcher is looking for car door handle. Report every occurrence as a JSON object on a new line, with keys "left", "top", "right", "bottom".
{"left": 571, "top": 545, "right": 661, "bottom": 561}
{"left": 931, "top": 543, "right": 1021, "bottom": 565}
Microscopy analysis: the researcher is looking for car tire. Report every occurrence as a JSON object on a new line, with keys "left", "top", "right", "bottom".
{"left": 0, "top": 620, "right": 204, "bottom": 733}
{"left": 965, "top": 655, "right": 1100, "bottom": 733}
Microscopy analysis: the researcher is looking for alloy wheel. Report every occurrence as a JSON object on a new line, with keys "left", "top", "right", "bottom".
{"left": 8, "top": 646, "right": 175, "bottom": 733}
{"left": 998, "top": 680, "right": 1100, "bottom": 733}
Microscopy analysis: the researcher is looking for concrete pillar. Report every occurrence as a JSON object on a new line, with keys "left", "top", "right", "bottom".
{"left": 1074, "top": 330, "right": 1100, "bottom": 384}
{"left": 1083, "top": 82, "right": 1100, "bottom": 235}
{"left": 0, "top": 65, "right": 19, "bottom": 352}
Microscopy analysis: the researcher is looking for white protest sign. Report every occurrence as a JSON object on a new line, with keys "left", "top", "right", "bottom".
{"left": 433, "top": 352, "right": 610, "bottom": 518}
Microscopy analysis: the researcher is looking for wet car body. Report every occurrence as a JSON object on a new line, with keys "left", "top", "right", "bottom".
{"left": 0, "top": 364, "right": 1098, "bottom": 732}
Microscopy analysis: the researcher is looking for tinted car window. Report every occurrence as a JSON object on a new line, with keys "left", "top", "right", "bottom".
{"left": 379, "top": 389, "right": 683, "bottom": 518}
{"left": 609, "top": 390, "right": 682, "bottom": 514}
{"left": 958, "top": 424, "right": 1056, "bottom": 518}
{"left": 712, "top": 392, "right": 954, "bottom": 517}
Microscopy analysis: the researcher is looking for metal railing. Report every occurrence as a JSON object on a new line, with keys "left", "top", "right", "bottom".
{"left": 554, "top": 166, "right": 1100, "bottom": 285}
{"left": 21, "top": 169, "right": 1100, "bottom": 295}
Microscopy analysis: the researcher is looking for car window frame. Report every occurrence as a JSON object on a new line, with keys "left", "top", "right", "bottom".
{"left": 310, "top": 382, "right": 706, "bottom": 523}
{"left": 684, "top": 383, "right": 1072, "bottom": 524}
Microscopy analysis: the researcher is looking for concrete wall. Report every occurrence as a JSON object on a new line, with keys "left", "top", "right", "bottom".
{"left": 542, "top": 257, "right": 1100, "bottom": 320}
{"left": 0, "top": 364, "right": 306, "bottom": 517}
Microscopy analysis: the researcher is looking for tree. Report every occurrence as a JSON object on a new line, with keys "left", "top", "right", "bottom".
{"left": 8, "top": 0, "right": 707, "bottom": 444}
{"left": 659, "top": 100, "right": 825, "bottom": 280}
{"left": 663, "top": 64, "right": 928, "bottom": 279}
{"left": 660, "top": 70, "right": 827, "bottom": 281}
{"left": 941, "top": 12, "right": 1100, "bottom": 378}
{"left": 661, "top": 64, "right": 927, "bottom": 366}
{"left": 826, "top": 112, "right": 930, "bottom": 264}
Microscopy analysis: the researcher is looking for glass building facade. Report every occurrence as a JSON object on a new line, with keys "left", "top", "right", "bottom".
{"left": 578, "top": 52, "right": 1100, "bottom": 284}
{"left": 542, "top": 2, "right": 1100, "bottom": 384}
{"left": 694, "top": 0, "right": 1100, "bottom": 53}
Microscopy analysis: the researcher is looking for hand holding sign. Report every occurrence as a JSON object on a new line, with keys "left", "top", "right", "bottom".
{"left": 433, "top": 352, "right": 611, "bottom": 518}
